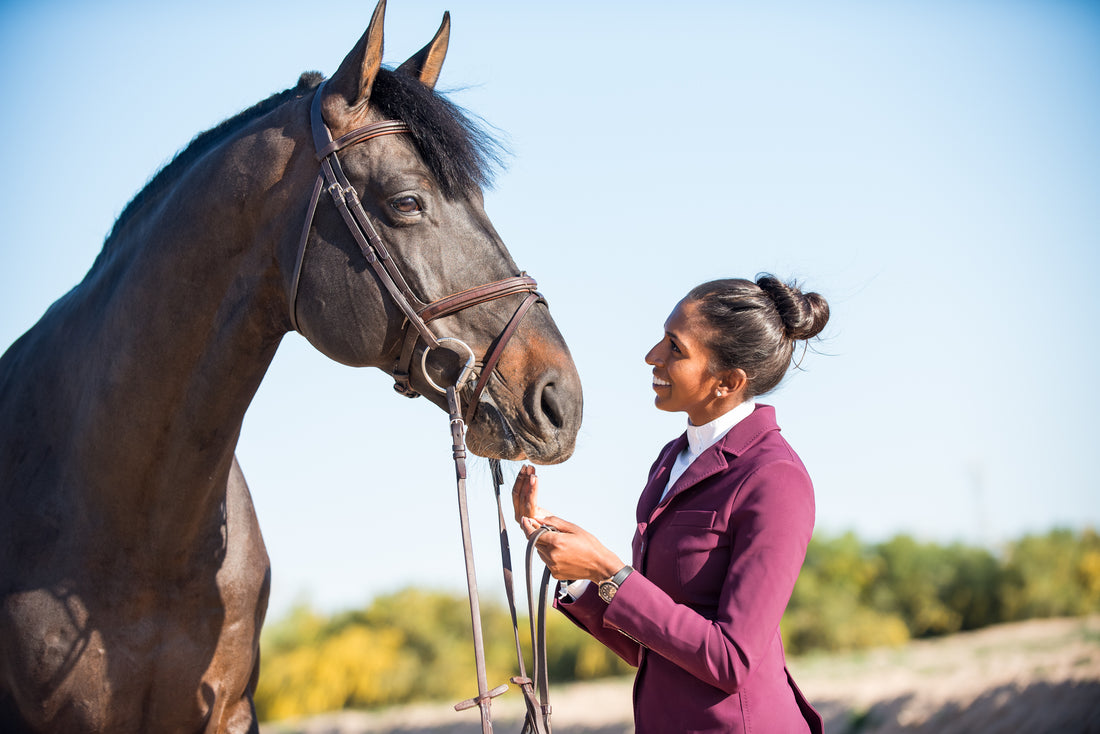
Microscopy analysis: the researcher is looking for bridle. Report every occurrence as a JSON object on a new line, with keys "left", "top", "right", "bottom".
{"left": 287, "top": 79, "right": 544, "bottom": 424}
{"left": 288, "top": 80, "right": 556, "bottom": 734}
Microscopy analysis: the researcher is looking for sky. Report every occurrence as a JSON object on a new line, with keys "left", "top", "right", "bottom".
{"left": 1, "top": 0, "right": 1098, "bottom": 621}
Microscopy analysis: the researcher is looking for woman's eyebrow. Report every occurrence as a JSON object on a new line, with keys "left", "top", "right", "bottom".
{"left": 666, "top": 330, "right": 690, "bottom": 349}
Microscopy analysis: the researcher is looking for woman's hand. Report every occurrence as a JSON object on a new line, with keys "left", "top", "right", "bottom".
{"left": 512, "top": 465, "right": 624, "bottom": 581}
{"left": 526, "top": 516, "right": 624, "bottom": 583}
{"left": 511, "top": 464, "right": 549, "bottom": 532}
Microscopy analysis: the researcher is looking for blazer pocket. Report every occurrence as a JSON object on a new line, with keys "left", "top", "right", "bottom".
{"left": 668, "top": 510, "right": 717, "bottom": 529}
{"left": 671, "top": 511, "right": 729, "bottom": 605}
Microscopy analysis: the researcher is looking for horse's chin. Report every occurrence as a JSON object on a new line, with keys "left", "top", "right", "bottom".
{"left": 465, "top": 401, "right": 524, "bottom": 460}
{"left": 465, "top": 401, "right": 574, "bottom": 465}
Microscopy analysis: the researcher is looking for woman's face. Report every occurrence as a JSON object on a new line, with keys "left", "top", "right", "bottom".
{"left": 645, "top": 298, "right": 728, "bottom": 425}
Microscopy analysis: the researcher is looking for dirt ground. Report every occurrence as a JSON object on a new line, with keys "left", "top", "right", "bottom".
{"left": 260, "top": 615, "right": 1100, "bottom": 734}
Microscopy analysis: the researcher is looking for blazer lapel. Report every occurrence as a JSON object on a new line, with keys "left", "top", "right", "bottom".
{"left": 636, "top": 435, "right": 686, "bottom": 524}
{"left": 634, "top": 435, "right": 685, "bottom": 571}
{"left": 653, "top": 444, "right": 729, "bottom": 520}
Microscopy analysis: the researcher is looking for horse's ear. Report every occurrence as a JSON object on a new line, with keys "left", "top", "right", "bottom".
{"left": 396, "top": 11, "right": 450, "bottom": 89}
{"left": 325, "top": 0, "right": 387, "bottom": 119}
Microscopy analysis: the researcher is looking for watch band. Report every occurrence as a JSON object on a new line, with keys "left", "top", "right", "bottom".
{"left": 597, "top": 565, "right": 634, "bottom": 604}
{"left": 610, "top": 565, "right": 633, "bottom": 586}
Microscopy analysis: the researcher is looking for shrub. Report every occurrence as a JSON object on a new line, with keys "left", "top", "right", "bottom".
{"left": 255, "top": 528, "right": 1100, "bottom": 719}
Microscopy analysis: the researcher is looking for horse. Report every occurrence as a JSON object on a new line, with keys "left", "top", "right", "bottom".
{"left": 0, "top": 2, "right": 583, "bottom": 731}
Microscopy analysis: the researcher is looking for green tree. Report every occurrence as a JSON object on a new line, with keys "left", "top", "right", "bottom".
{"left": 783, "top": 532, "right": 909, "bottom": 653}
{"left": 872, "top": 535, "right": 963, "bottom": 637}
{"left": 1000, "top": 528, "right": 1100, "bottom": 619}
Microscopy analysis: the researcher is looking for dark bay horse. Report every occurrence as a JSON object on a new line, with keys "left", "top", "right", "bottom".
{"left": 0, "top": 2, "right": 582, "bottom": 731}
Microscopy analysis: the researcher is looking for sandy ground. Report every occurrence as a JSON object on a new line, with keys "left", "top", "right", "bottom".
{"left": 260, "top": 615, "right": 1100, "bottom": 734}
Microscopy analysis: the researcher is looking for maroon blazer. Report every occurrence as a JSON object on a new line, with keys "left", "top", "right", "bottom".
{"left": 559, "top": 405, "right": 823, "bottom": 734}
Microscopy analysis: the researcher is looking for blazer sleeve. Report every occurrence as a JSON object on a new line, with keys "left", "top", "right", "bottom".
{"left": 598, "top": 458, "right": 815, "bottom": 694}
{"left": 551, "top": 441, "right": 678, "bottom": 668}
{"left": 555, "top": 584, "right": 644, "bottom": 666}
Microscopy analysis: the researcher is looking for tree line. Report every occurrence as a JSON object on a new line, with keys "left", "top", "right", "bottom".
{"left": 255, "top": 527, "right": 1100, "bottom": 721}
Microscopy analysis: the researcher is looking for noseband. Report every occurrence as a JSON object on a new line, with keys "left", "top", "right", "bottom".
{"left": 288, "top": 80, "right": 543, "bottom": 423}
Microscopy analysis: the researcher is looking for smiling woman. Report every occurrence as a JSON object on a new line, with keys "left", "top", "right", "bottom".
{"left": 511, "top": 275, "right": 829, "bottom": 734}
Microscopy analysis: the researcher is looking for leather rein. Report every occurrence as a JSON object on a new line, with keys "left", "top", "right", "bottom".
{"left": 450, "top": 407, "right": 556, "bottom": 734}
{"left": 289, "top": 80, "right": 555, "bottom": 733}
{"left": 287, "top": 80, "right": 544, "bottom": 424}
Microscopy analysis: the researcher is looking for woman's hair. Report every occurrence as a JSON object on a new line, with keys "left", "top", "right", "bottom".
{"left": 686, "top": 275, "right": 830, "bottom": 398}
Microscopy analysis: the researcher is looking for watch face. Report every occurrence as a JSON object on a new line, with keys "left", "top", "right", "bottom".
{"left": 599, "top": 582, "right": 617, "bottom": 603}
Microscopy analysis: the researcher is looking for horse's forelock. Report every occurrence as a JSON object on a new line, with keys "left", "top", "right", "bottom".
{"left": 369, "top": 68, "right": 506, "bottom": 199}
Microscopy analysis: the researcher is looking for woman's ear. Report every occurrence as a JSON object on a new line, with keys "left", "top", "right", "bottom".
{"left": 718, "top": 368, "right": 749, "bottom": 400}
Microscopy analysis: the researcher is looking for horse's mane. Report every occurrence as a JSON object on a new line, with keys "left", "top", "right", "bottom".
{"left": 103, "top": 68, "right": 504, "bottom": 249}
{"left": 103, "top": 73, "right": 321, "bottom": 249}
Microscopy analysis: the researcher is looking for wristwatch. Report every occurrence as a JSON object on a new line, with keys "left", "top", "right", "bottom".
{"left": 597, "top": 565, "right": 634, "bottom": 604}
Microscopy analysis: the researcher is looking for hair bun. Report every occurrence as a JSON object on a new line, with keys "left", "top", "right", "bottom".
{"left": 756, "top": 275, "right": 830, "bottom": 341}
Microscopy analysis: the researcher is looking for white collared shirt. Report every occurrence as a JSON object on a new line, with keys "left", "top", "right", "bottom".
{"left": 660, "top": 400, "right": 756, "bottom": 503}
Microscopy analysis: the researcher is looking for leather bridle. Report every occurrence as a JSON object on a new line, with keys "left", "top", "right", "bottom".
{"left": 288, "top": 80, "right": 556, "bottom": 733}
{"left": 287, "top": 80, "right": 544, "bottom": 423}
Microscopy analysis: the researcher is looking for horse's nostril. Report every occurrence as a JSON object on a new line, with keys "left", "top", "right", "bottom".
{"left": 540, "top": 382, "right": 565, "bottom": 430}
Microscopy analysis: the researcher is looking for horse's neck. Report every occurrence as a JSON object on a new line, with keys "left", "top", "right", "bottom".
{"left": 18, "top": 128, "right": 296, "bottom": 548}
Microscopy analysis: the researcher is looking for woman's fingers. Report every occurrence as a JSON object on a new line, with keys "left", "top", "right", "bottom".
{"left": 511, "top": 464, "right": 539, "bottom": 522}
{"left": 520, "top": 516, "right": 542, "bottom": 538}
{"left": 512, "top": 468, "right": 614, "bottom": 579}
{"left": 522, "top": 516, "right": 625, "bottom": 582}
{"left": 536, "top": 515, "right": 577, "bottom": 534}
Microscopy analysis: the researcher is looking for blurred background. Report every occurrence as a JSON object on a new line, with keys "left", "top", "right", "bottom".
{"left": 2, "top": 0, "right": 1098, "bottom": 729}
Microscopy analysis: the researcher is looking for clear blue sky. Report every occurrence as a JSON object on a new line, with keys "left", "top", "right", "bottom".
{"left": 2, "top": 0, "right": 1097, "bottom": 620}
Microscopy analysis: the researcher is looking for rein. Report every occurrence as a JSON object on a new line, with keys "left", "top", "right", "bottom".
{"left": 288, "top": 80, "right": 544, "bottom": 423}
{"left": 292, "top": 80, "right": 556, "bottom": 732}
{"left": 446, "top": 388, "right": 555, "bottom": 734}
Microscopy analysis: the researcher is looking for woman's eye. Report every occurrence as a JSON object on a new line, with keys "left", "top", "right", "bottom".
{"left": 391, "top": 196, "right": 422, "bottom": 214}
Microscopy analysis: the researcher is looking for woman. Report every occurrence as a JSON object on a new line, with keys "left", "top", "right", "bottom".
{"left": 513, "top": 276, "right": 828, "bottom": 733}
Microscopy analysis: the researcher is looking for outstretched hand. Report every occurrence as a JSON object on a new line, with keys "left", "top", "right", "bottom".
{"left": 511, "top": 465, "right": 624, "bottom": 582}
{"left": 511, "top": 464, "right": 549, "bottom": 528}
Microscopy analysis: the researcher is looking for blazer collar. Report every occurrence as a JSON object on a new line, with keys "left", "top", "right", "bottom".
{"left": 639, "top": 405, "right": 781, "bottom": 522}
{"left": 715, "top": 403, "right": 779, "bottom": 457}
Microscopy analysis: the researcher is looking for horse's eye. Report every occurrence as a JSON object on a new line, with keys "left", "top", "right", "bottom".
{"left": 391, "top": 196, "right": 422, "bottom": 215}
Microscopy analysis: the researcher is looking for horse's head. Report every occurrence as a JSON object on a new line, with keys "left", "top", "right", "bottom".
{"left": 285, "top": 1, "right": 581, "bottom": 464}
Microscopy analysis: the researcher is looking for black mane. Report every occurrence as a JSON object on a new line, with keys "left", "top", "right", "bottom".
{"left": 103, "top": 69, "right": 503, "bottom": 249}
{"left": 370, "top": 68, "right": 505, "bottom": 199}
{"left": 104, "top": 73, "right": 322, "bottom": 248}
